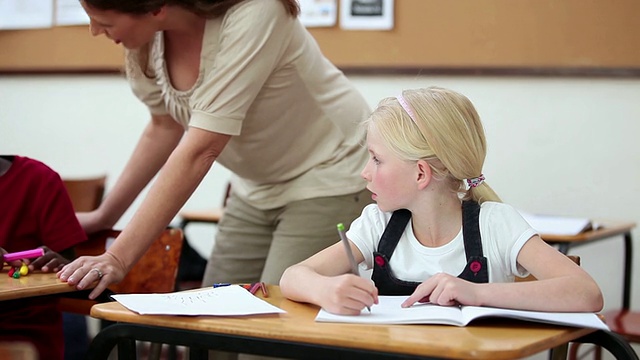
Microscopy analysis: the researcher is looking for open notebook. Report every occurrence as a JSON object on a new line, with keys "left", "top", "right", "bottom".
{"left": 316, "top": 296, "right": 609, "bottom": 331}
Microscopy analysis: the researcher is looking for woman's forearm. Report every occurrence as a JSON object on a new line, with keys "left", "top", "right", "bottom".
{"left": 107, "top": 127, "right": 231, "bottom": 271}
{"left": 96, "top": 115, "right": 184, "bottom": 228}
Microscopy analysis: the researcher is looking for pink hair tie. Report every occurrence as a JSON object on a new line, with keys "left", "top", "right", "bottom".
{"left": 466, "top": 174, "right": 485, "bottom": 188}
{"left": 396, "top": 94, "right": 417, "bottom": 123}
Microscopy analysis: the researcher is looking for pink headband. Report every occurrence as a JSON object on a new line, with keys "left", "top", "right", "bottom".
{"left": 396, "top": 94, "right": 417, "bottom": 123}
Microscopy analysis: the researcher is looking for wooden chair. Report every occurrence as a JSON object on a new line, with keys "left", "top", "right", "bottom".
{"left": 518, "top": 256, "right": 636, "bottom": 360}
{"left": 60, "top": 228, "right": 184, "bottom": 360}
{"left": 570, "top": 296, "right": 640, "bottom": 360}
{"left": 62, "top": 175, "right": 107, "bottom": 212}
{"left": 59, "top": 228, "right": 184, "bottom": 314}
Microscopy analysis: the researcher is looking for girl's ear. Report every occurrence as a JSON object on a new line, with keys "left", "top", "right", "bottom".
{"left": 415, "top": 160, "right": 432, "bottom": 190}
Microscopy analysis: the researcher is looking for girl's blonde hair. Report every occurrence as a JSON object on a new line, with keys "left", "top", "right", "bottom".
{"left": 364, "top": 87, "right": 501, "bottom": 204}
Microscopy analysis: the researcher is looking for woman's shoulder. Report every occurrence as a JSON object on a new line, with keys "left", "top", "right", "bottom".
{"left": 225, "top": 0, "right": 291, "bottom": 20}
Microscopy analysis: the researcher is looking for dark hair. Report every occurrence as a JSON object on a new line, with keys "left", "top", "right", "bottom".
{"left": 83, "top": 0, "right": 299, "bottom": 18}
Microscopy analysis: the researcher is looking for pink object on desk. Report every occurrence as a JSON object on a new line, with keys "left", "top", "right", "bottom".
{"left": 3, "top": 248, "right": 44, "bottom": 262}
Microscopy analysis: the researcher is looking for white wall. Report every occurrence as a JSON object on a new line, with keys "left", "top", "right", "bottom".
{"left": 1, "top": 74, "right": 639, "bottom": 319}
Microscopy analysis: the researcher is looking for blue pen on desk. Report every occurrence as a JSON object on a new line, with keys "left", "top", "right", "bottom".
{"left": 337, "top": 223, "right": 371, "bottom": 312}
{"left": 213, "top": 283, "right": 231, "bottom": 288}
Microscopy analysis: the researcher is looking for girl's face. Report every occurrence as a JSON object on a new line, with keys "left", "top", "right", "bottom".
{"left": 81, "top": 2, "right": 160, "bottom": 49}
{"left": 361, "top": 128, "right": 419, "bottom": 212}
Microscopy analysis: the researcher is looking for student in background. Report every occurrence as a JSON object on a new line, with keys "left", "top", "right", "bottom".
{"left": 0, "top": 155, "right": 88, "bottom": 360}
{"left": 59, "top": 0, "right": 371, "bottom": 311}
{"left": 280, "top": 87, "right": 604, "bottom": 315}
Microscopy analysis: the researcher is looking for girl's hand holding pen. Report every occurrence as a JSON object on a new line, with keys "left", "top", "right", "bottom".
{"left": 317, "top": 274, "right": 378, "bottom": 315}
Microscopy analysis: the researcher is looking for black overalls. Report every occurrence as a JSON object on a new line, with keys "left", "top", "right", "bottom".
{"left": 372, "top": 201, "right": 489, "bottom": 296}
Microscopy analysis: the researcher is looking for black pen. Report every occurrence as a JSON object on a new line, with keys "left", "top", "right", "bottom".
{"left": 337, "top": 223, "right": 371, "bottom": 312}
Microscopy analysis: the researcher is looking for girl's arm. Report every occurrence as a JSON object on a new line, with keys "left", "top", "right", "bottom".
{"left": 492, "top": 235, "right": 604, "bottom": 312}
{"left": 280, "top": 240, "right": 378, "bottom": 315}
{"left": 403, "top": 236, "right": 604, "bottom": 312}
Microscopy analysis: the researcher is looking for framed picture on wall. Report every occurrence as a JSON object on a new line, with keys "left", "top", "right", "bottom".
{"left": 340, "top": 0, "right": 394, "bottom": 30}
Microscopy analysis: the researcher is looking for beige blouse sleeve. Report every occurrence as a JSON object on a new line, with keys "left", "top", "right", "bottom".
{"left": 188, "top": 0, "right": 295, "bottom": 135}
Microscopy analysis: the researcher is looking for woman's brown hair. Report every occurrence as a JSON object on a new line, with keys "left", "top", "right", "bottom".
{"left": 83, "top": 0, "right": 300, "bottom": 77}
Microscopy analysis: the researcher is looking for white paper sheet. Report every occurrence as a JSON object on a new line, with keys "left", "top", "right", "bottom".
{"left": 518, "top": 211, "right": 593, "bottom": 236}
{"left": 112, "top": 285, "right": 286, "bottom": 316}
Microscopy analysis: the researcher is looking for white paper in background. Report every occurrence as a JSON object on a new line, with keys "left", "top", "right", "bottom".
{"left": 340, "top": 0, "right": 393, "bottom": 31}
{"left": 55, "top": 0, "right": 89, "bottom": 26}
{"left": 517, "top": 210, "right": 593, "bottom": 236}
{"left": 0, "top": 0, "right": 53, "bottom": 30}
{"left": 299, "top": 0, "right": 337, "bottom": 28}
{"left": 111, "top": 285, "right": 286, "bottom": 316}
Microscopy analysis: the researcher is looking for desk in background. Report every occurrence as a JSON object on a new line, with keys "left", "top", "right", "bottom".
{"left": 88, "top": 286, "right": 637, "bottom": 360}
{"left": 541, "top": 221, "right": 636, "bottom": 310}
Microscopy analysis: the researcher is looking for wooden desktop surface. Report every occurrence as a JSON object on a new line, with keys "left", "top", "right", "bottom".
{"left": 90, "top": 286, "right": 594, "bottom": 359}
{"left": 540, "top": 221, "right": 635, "bottom": 243}
{"left": 0, "top": 269, "right": 80, "bottom": 301}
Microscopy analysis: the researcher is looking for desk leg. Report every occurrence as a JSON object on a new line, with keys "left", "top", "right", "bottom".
{"left": 549, "top": 343, "right": 568, "bottom": 360}
{"left": 573, "top": 330, "right": 639, "bottom": 360}
{"left": 556, "top": 243, "right": 570, "bottom": 255}
{"left": 623, "top": 231, "right": 633, "bottom": 310}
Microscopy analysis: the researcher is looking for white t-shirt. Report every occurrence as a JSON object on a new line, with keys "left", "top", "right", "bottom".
{"left": 346, "top": 202, "right": 538, "bottom": 283}
{"left": 129, "top": 0, "right": 371, "bottom": 209}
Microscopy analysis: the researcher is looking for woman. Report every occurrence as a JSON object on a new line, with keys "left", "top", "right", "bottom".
{"left": 59, "top": 0, "right": 372, "bottom": 302}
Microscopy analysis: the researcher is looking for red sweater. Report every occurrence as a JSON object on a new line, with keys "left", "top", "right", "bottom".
{"left": 0, "top": 156, "right": 87, "bottom": 360}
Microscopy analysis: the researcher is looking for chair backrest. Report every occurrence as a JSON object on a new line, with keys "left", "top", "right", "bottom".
{"left": 77, "top": 228, "right": 184, "bottom": 294}
{"left": 62, "top": 175, "right": 107, "bottom": 212}
{"left": 60, "top": 228, "right": 184, "bottom": 314}
{"left": 516, "top": 255, "right": 581, "bottom": 282}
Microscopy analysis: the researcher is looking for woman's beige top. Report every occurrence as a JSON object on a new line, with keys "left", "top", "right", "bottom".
{"left": 130, "top": 0, "right": 371, "bottom": 209}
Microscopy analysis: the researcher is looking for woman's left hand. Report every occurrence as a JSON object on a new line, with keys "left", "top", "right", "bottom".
{"left": 58, "top": 251, "right": 127, "bottom": 300}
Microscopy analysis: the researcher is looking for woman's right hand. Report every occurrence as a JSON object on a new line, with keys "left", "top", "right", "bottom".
{"left": 57, "top": 251, "right": 128, "bottom": 300}
{"left": 76, "top": 210, "right": 110, "bottom": 234}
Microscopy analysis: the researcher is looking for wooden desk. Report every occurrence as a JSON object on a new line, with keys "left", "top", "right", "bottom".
{"left": 0, "top": 270, "right": 81, "bottom": 301}
{"left": 541, "top": 221, "right": 636, "bottom": 310}
{"left": 88, "top": 286, "right": 637, "bottom": 360}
